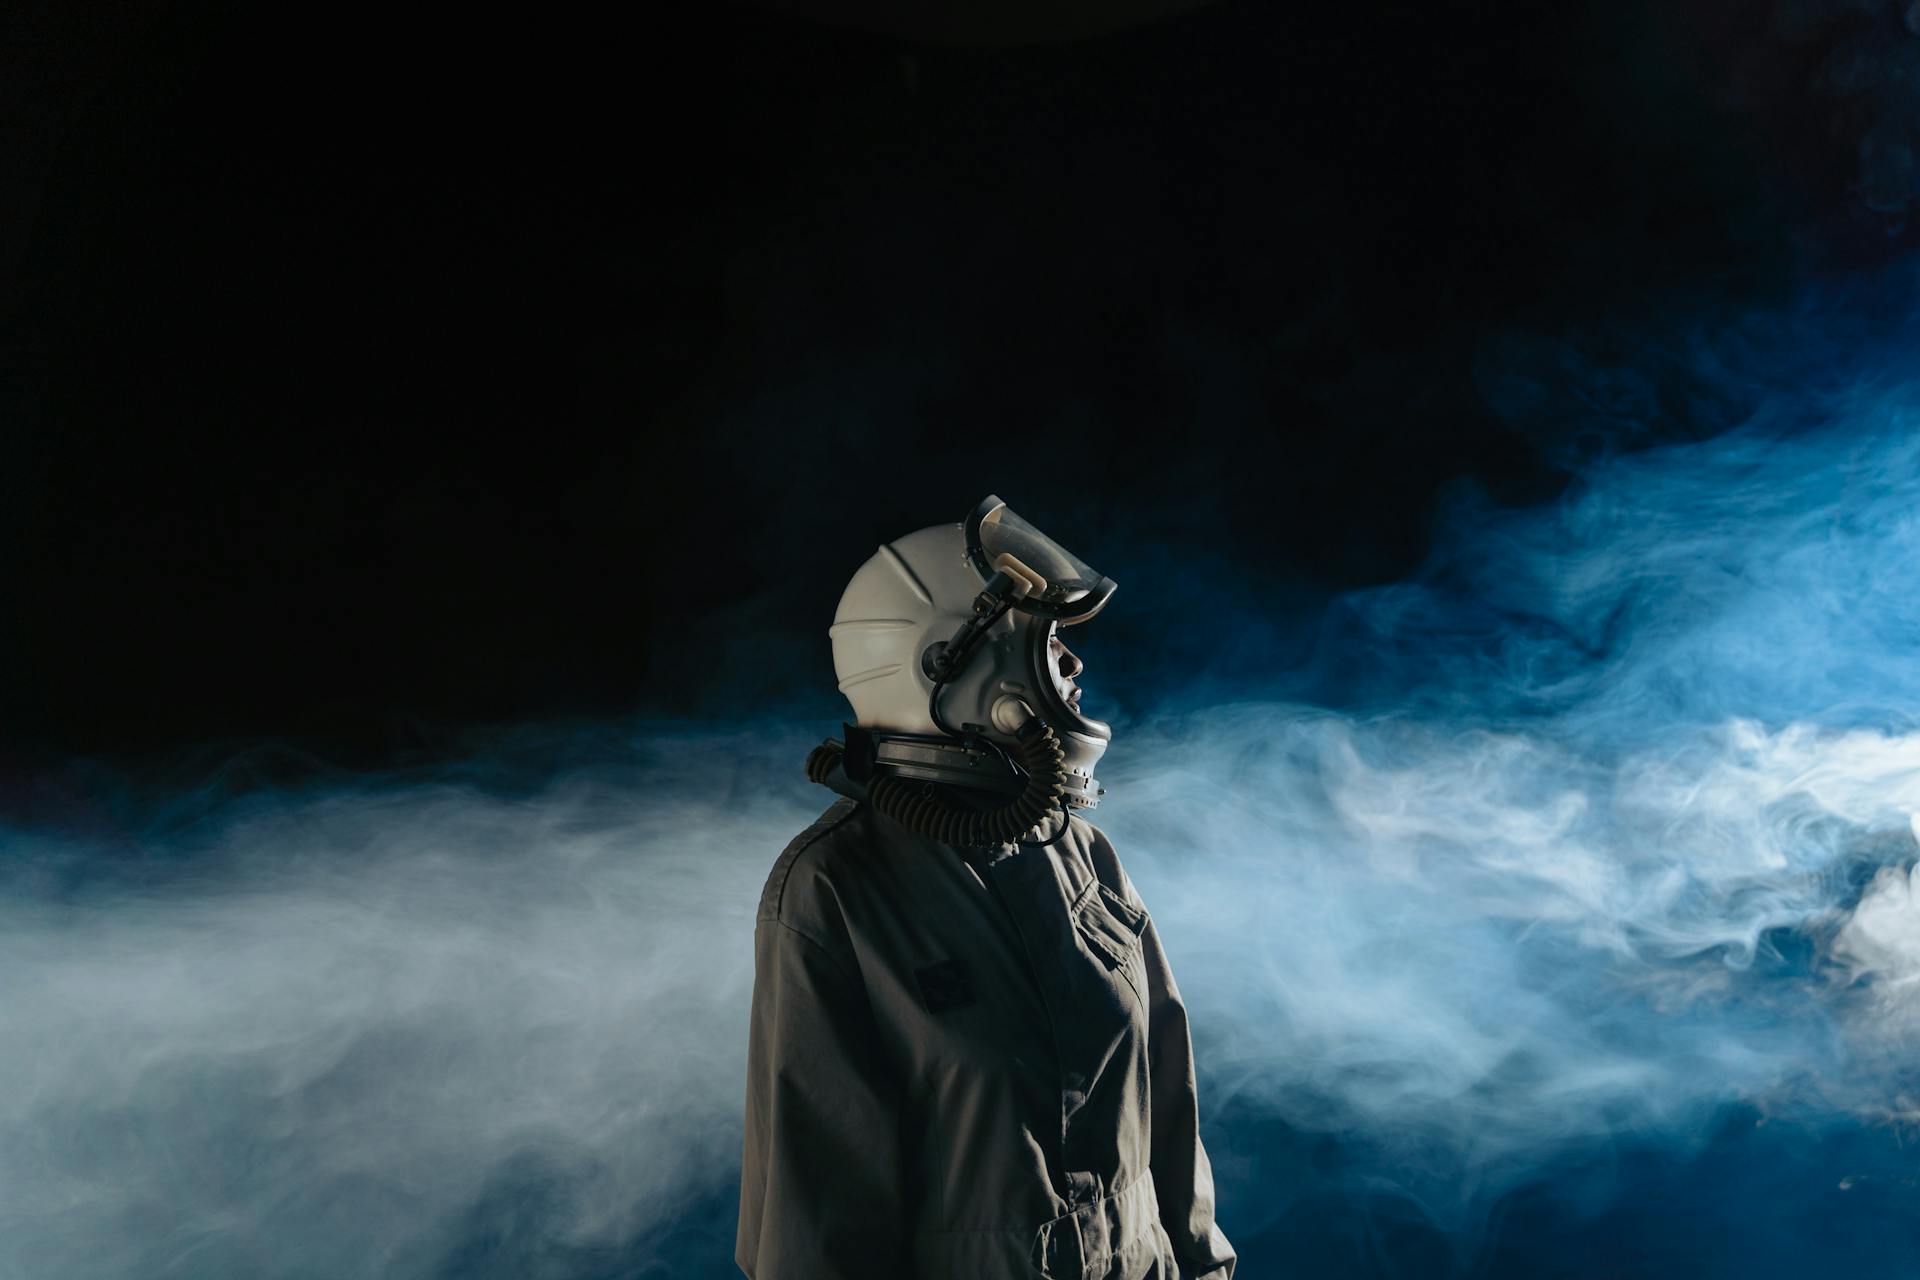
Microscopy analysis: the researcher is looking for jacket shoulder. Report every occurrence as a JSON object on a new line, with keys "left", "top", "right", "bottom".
{"left": 758, "top": 797, "right": 864, "bottom": 925}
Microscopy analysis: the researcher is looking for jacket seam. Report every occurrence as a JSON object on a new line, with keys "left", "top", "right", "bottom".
{"left": 759, "top": 798, "right": 861, "bottom": 925}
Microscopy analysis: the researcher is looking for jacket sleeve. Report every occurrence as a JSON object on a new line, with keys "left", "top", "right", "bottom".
{"left": 1142, "top": 910, "right": 1238, "bottom": 1280}
{"left": 736, "top": 916, "right": 912, "bottom": 1280}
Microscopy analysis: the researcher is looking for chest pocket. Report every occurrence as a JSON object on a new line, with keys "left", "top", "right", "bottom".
{"left": 1071, "top": 880, "right": 1149, "bottom": 1005}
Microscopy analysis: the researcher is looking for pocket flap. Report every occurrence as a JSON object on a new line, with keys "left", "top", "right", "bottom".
{"left": 1074, "top": 882, "right": 1147, "bottom": 969}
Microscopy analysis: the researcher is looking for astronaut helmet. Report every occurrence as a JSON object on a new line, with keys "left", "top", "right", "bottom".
{"left": 829, "top": 496, "right": 1115, "bottom": 809}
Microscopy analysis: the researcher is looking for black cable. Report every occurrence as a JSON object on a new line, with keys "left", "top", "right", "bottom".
{"left": 1019, "top": 799, "right": 1075, "bottom": 848}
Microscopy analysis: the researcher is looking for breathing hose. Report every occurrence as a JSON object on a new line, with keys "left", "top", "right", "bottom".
{"left": 805, "top": 718, "right": 1071, "bottom": 847}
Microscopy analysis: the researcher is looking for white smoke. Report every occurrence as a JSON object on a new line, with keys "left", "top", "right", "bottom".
{"left": 0, "top": 729, "right": 825, "bottom": 1279}
{"left": 7, "top": 708, "right": 1920, "bottom": 1274}
{"left": 1112, "top": 714, "right": 1920, "bottom": 1146}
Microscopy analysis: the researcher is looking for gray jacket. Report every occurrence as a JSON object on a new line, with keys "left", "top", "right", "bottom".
{"left": 736, "top": 797, "right": 1236, "bottom": 1280}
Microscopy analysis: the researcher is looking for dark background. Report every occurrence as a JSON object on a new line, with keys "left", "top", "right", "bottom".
{"left": 5, "top": 0, "right": 1892, "bottom": 771}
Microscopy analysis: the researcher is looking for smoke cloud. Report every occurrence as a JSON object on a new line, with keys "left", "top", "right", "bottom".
{"left": 11, "top": 273, "right": 1920, "bottom": 1274}
{"left": 0, "top": 730, "right": 822, "bottom": 1279}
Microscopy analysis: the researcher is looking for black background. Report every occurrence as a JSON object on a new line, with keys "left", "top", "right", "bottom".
{"left": 0, "top": 0, "right": 1891, "bottom": 768}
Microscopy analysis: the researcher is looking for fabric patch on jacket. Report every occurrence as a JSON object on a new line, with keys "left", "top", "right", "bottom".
{"left": 914, "top": 959, "right": 975, "bottom": 1013}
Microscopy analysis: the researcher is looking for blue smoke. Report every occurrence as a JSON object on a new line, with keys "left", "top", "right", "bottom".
{"left": 10, "top": 270, "right": 1920, "bottom": 1276}
{"left": 1105, "top": 268, "right": 1920, "bottom": 1273}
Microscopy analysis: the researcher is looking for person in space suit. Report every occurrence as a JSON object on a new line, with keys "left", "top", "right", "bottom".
{"left": 736, "top": 496, "right": 1236, "bottom": 1280}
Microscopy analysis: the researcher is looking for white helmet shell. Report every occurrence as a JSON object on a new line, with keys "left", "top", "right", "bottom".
{"left": 831, "top": 520, "right": 1111, "bottom": 797}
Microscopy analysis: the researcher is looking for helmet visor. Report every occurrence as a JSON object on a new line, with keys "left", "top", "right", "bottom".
{"left": 965, "top": 496, "right": 1116, "bottom": 623}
